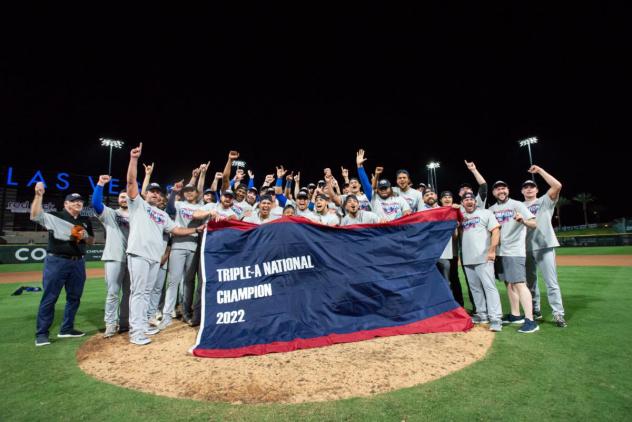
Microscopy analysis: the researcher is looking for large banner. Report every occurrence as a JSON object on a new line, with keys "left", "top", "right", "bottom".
{"left": 193, "top": 207, "right": 472, "bottom": 358}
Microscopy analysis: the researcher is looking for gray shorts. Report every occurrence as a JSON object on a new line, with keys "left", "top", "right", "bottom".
{"left": 496, "top": 256, "right": 526, "bottom": 283}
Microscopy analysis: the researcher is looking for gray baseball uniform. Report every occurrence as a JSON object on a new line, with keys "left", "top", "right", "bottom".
{"left": 96, "top": 206, "right": 130, "bottom": 330}
{"left": 371, "top": 195, "right": 411, "bottom": 221}
{"left": 126, "top": 194, "right": 176, "bottom": 341}
{"left": 392, "top": 187, "right": 423, "bottom": 212}
{"left": 525, "top": 194, "right": 564, "bottom": 316}
{"left": 461, "top": 207, "right": 502, "bottom": 322}
{"left": 340, "top": 210, "right": 379, "bottom": 226}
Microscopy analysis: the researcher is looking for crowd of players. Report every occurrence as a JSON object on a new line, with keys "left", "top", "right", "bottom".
{"left": 30, "top": 143, "right": 566, "bottom": 347}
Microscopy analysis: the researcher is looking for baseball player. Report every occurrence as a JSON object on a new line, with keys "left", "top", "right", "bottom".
{"left": 125, "top": 143, "right": 203, "bottom": 345}
{"left": 243, "top": 195, "right": 279, "bottom": 224}
{"left": 392, "top": 169, "right": 423, "bottom": 212}
{"left": 92, "top": 175, "right": 130, "bottom": 337}
{"left": 489, "top": 180, "right": 539, "bottom": 333}
{"left": 460, "top": 192, "right": 503, "bottom": 331}
{"left": 370, "top": 168, "right": 411, "bottom": 222}
{"left": 521, "top": 165, "right": 567, "bottom": 327}
{"left": 340, "top": 195, "right": 379, "bottom": 225}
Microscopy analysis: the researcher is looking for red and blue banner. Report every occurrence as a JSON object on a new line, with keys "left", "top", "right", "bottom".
{"left": 193, "top": 207, "right": 472, "bottom": 358}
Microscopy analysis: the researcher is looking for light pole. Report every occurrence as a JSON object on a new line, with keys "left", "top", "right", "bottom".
{"left": 426, "top": 161, "right": 440, "bottom": 193}
{"left": 100, "top": 138, "right": 125, "bottom": 175}
{"left": 518, "top": 136, "right": 538, "bottom": 180}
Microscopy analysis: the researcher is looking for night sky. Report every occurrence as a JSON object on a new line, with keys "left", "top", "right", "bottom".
{"left": 2, "top": 4, "right": 629, "bottom": 225}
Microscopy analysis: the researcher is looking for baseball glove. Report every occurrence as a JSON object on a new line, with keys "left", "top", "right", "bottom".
{"left": 70, "top": 225, "right": 86, "bottom": 243}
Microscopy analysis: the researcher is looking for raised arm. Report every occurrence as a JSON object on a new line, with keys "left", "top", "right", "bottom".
{"left": 140, "top": 161, "right": 154, "bottom": 199}
{"left": 528, "top": 165, "right": 562, "bottom": 201}
{"left": 293, "top": 171, "right": 301, "bottom": 198}
{"left": 127, "top": 143, "right": 142, "bottom": 199}
{"left": 222, "top": 151, "right": 239, "bottom": 192}
{"left": 247, "top": 169, "right": 255, "bottom": 189}
{"left": 30, "top": 182, "right": 45, "bottom": 220}
{"left": 166, "top": 180, "right": 183, "bottom": 216}
{"left": 197, "top": 161, "right": 210, "bottom": 194}
{"left": 356, "top": 149, "right": 373, "bottom": 201}
{"left": 464, "top": 160, "right": 486, "bottom": 186}
{"left": 93, "top": 175, "right": 111, "bottom": 215}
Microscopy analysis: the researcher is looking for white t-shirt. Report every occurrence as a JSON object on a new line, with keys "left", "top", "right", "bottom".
{"left": 126, "top": 194, "right": 176, "bottom": 263}
{"left": 489, "top": 198, "right": 535, "bottom": 257}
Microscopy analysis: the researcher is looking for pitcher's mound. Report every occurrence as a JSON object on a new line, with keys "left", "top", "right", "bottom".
{"left": 77, "top": 323, "right": 493, "bottom": 404}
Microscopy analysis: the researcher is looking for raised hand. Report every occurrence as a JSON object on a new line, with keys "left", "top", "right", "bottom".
{"left": 324, "top": 168, "right": 332, "bottom": 177}
{"left": 375, "top": 166, "right": 384, "bottom": 176}
{"left": 294, "top": 171, "right": 300, "bottom": 183}
{"left": 199, "top": 161, "right": 211, "bottom": 174}
{"left": 248, "top": 169, "right": 255, "bottom": 179}
{"left": 264, "top": 174, "right": 275, "bottom": 185}
{"left": 228, "top": 150, "right": 240, "bottom": 160}
{"left": 276, "top": 165, "right": 287, "bottom": 179}
{"left": 98, "top": 175, "right": 111, "bottom": 186}
{"left": 173, "top": 179, "right": 185, "bottom": 192}
{"left": 528, "top": 165, "right": 542, "bottom": 174}
{"left": 286, "top": 171, "right": 294, "bottom": 181}
{"left": 142, "top": 162, "right": 154, "bottom": 175}
{"left": 192, "top": 167, "right": 201, "bottom": 178}
{"left": 356, "top": 149, "right": 367, "bottom": 167}
{"left": 214, "top": 172, "right": 223, "bottom": 180}
{"left": 35, "top": 182, "right": 45, "bottom": 196}
{"left": 464, "top": 160, "right": 476, "bottom": 172}
{"left": 130, "top": 143, "right": 142, "bottom": 159}
{"left": 341, "top": 167, "right": 349, "bottom": 179}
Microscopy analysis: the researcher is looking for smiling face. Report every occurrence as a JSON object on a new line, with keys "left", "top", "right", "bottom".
{"left": 235, "top": 186, "right": 247, "bottom": 202}
{"left": 377, "top": 186, "right": 391, "bottom": 199}
{"left": 64, "top": 199, "right": 84, "bottom": 216}
{"left": 315, "top": 197, "right": 328, "bottom": 213}
{"left": 521, "top": 184, "right": 538, "bottom": 201}
{"left": 259, "top": 199, "right": 272, "bottom": 218}
{"left": 146, "top": 189, "right": 161, "bottom": 206}
{"left": 440, "top": 194, "right": 453, "bottom": 206}
{"left": 344, "top": 197, "right": 359, "bottom": 215}
{"left": 423, "top": 191, "right": 437, "bottom": 207}
{"left": 220, "top": 194, "right": 234, "bottom": 208}
{"left": 246, "top": 190, "right": 257, "bottom": 205}
{"left": 396, "top": 173, "right": 410, "bottom": 189}
{"left": 493, "top": 186, "right": 509, "bottom": 203}
{"left": 183, "top": 189, "right": 198, "bottom": 203}
{"left": 462, "top": 196, "right": 477, "bottom": 213}
{"left": 118, "top": 192, "right": 128, "bottom": 209}
{"left": 348, "top": 178, "right": 361, "bottom": 194}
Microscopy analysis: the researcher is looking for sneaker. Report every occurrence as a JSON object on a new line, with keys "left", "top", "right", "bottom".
{"left": 155, "top": 310, "right": 163, "bottom": 320}
{"left": 554, "top": 314, "right": 568, "bottom": 328}
{"left": 533, "top": 310, "right": 543, "bottom": 321}
{"left": 158, "top": 316, "right": 173, "bottom": 330}
{"left": 145, "top": 327, "right": 160, "bottom": 336}
{"left": 188, "top": 319, "right": 200, "bottom": 328}
{"left": 130, "top": 336, "right": 151, "bottom": 346}
{"left": 103, "top": 324, "right": 118, "bottom": 338}
{"left": 502, "top": 314, "right": 525, "bottom": 325}
{"left": 58, "top": 329, "right": 85, "bottom": 338}
{"left": 148, "top": 318, "right": 160, "bottom": 327}
{"left": 489, "top": 321, "right": 503, "bottom": 332}
{"left": 471, "top": 314, "right": 489, "bottom": 324}
{"left": 170, "top": 310, "right": 177, "bottom": 318}
{"left": 118, "top": 326, "right": 130, "bottom": 334}
{"left": 518, "top": 318, "right": 540, "bottom": 333}
{"left": 35, "top": 335, "right": 51, "bottom": 347}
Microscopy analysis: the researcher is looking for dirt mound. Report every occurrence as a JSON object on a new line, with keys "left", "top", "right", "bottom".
{"left": 77, "top": 323, "right": 493, "bottom": 404}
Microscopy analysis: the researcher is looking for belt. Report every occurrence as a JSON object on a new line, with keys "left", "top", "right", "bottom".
{"left": 48, "top": 253, "right": 83, "bottom": 261}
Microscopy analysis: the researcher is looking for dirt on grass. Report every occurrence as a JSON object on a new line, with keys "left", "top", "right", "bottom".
{"left": 0, "top": 268, "right": 105, "bottom": 284}
{"left": 77, "top": 323, "right": 494, "bottom": 404}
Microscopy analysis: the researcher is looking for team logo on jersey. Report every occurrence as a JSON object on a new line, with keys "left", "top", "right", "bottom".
{"left": 179, "top": 207, "right": 195, "bottom": 220}
{"left": 528, "top": 203, "right": 540, "bottom": 215}
{"left": 115, "top": 214, "right": 129, "bottom": 228}
{"left": 380, "top": 202, "right": 403, "bottom": 217}
{"left": 145, "top": 206, "right": 166, "bottom": 225}
{"left": 231, "top": 204, "right": 245, "bottom": 218}
{"left": 493, "top": 209, "right": 514, "bottom": 224}
{"left": 462, "top": 216, "right": 480, "bottom": 231}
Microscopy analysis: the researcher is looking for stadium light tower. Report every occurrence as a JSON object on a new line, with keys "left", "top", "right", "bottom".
{"left": 518, "top": 136, "right": 538, "bottom": 180}
{"left": 426, "top": 161, "right": 440, "bottom": 192}
{"left": 100, "top": 138, "right": 125, "bottom": 175}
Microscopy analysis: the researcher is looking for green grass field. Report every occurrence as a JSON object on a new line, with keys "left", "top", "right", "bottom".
{"left": 555, "top": 227, "right": 617, "bottom": 237}
{"left": 1, "top": 258, "right": 631, "bottom": 420}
